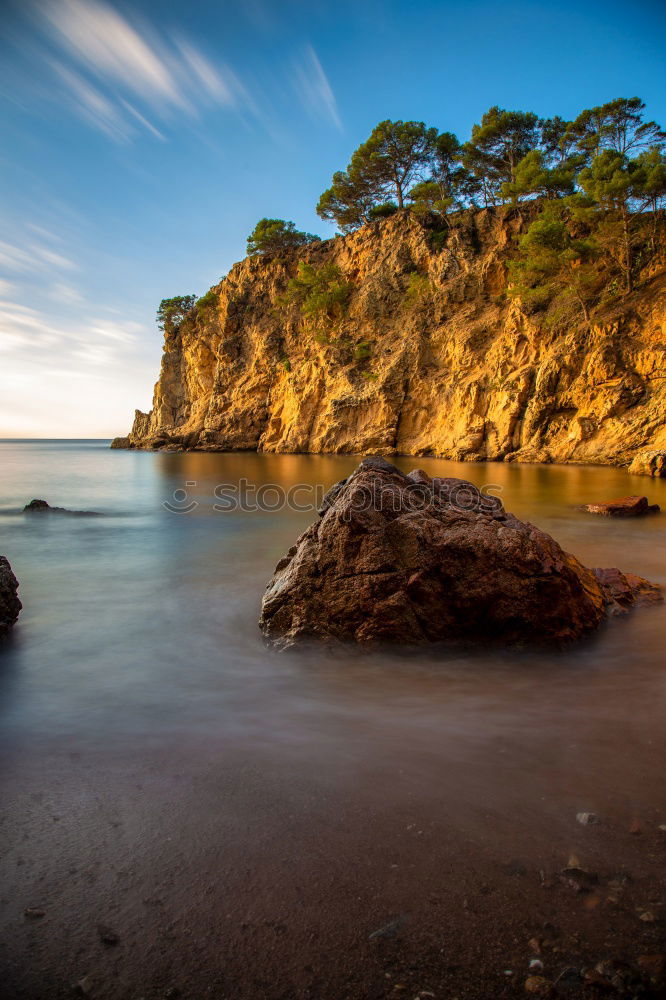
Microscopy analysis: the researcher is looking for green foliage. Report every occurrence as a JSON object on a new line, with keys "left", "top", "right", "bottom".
{"left": 462, "top": 107, "right": 540, "bottom": 204}
{"left": 247, "top": 218, "right": 321, "bottom": 256}
{"left": 368, "top": 202, "right": 399, "bottom": 220}
{"left": 196, "top": 289, "right": 218, "bottom": 312}
{"left": 404, "top": 271, "right": 431, "bottom": 304}
{"left": 408, "top": 180, "right": 453, "bottom": 216}
{"left": 317, "top": 120, "right": 438, "bottom": 230}
{"left": 279, "top": 357, "right": 292, "bottom": 372}
{"left": 353, "top": 341, "right": 372, "bottom": 362}
{"left": 409, "top": 131, "right": 479, "bottom": 214}
{"left": 284, "top": 262, "right": 351, "bottom": 322}
{"left": 566, "top": 97, "right": 665, "bottom": 160}
{"left": 156, "top": 295, "right": 196, "bottom": 334}
{"left": 509, "top": 203, "right": 600, "bottom": 322}
{"left": 501, "top": 149, "right": 579, "bottom": 201}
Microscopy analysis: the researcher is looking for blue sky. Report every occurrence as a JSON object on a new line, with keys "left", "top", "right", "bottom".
{"left": 1, "top": 0, "right": 664, "bottom": 437}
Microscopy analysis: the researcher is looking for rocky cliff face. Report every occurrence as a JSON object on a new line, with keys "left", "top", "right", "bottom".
{"left": 113, "top": 208, "right": 666, "bottom": 469}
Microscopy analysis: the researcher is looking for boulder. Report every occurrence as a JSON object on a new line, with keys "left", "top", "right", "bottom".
{"left": 259, "top": 459, "right": 662, "bottom": 649}
{"left": 23, "top": 499, "right": 101, "bottom": 516}
{"left": 23, "top": 498, "right": 53, "bottom": 512}
{"left": 628, "top": 451, "right": 666, "bottom": 478}
{"left": 0, "top": 556, "right": 22, "bottom": 639}
{"left": 581, "top": 495, "right": 659, "bottom": 516}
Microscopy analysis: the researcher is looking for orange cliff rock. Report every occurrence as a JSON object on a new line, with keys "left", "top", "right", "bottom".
{"left": 112, "top": 207, "right": 666, "bottom": 472}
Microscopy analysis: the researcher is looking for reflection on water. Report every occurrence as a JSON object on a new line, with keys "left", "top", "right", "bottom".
{"left": 0, "top": 440, "right": 665, "bottom": 837}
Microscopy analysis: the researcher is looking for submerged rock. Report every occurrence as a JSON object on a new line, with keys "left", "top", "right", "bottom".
{"left": 259, "top": 460, "right": 662, "bottom": 649}
{"left": 23, "top": 499, "right": 101, "bottom": 516}
{"left": 0, "top": 556, "right": 22, "bottom": 638}
{"left": 581, "top": 495, "right": 659, "bottom": 516}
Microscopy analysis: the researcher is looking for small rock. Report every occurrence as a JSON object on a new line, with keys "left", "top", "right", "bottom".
{"left": 639, "top": 910, "right": 657, "bottom": 923}
{"left": 524, "top": 975, "right": 555, "bottom": 996}
{"left": 554, "top": 967, "right": 580, "bottom": 987}
{"left": 637, "top": 954, "right": 666, "bottom": 981}
{"left": 528, "top": 937, "right": 542, "bottom": 954}
{"left": 594, "top": 959, "right": 634, "bottom": 987}
{"left": 583, "top": 968, "right": 612, "bottom": 988}
{"left": 24, "top": 907, "right": 46, "bottom": 919}
{"left": 658, "top": 824, "right": 666, "bottom": 832}
{"left": 369, "top": 915, "right": 407, "bottom": 940}
{"left": 576, "top": 811, "right": 600, "bottom": 825}
{"left": 76, "top": 975, "right": 95, "bottom": 996}
{"left": 96, "top": 923, "right": 119, "bottom": 945}
{"left": 629, "top": 818, "right": 643, "bottom": 835}
{"left": 529, "top": 959, "right": 544, "bottom": 973}
{"left": 581, "top": 495, "right": 659, "bottom": 517}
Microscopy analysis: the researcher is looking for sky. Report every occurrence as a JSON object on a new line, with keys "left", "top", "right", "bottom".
{"left": 0, "top": 0, "right": 664, "bottom": 438}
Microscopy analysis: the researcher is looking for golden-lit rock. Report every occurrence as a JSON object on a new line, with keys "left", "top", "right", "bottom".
{"left": 112, "top": 209, "right": 666, "bottom": 468}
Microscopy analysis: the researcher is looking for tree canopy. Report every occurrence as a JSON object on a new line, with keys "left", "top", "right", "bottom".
{"left": 317, "top": 120, "right": 438, "bottom": 230}
{"left": 157, "top": 295, "right": 196, "bottom": 335}
{"left": 247, "top": 218, "right": 321, "bottom": 256}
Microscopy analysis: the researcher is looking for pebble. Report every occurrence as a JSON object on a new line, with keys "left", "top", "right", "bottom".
{"left": 524, "top": 975, "right": 555, "bottom": 996}
{"left": 528, "top": 959, "right": 544, "bottom": 973}
{"left": 576, "top": 811, "right": 600, "bottom": 825}
{"left": 76, "top": 975, "right": 94, "bottom": 996}
{"left": 23, "top": 907, "right": 46, "bottom": 920}
{"left": 639, "top": 910, "right": 657, "bottom": 922}
{"left": 96, "top": 924, "right": 120, "bottom": 945}
{"left": 637, "top": 954, "right": 666, "bottom": 979}
{"left": 629, "top": 818, "right": 643, "bottom": 835}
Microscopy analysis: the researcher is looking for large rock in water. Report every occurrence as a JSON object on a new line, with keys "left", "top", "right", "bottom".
{"left": 259, "top": 459, "right": 661, "bottom": 648}
{"left": 0, "top": 556, "right": 22, "bottom": 639}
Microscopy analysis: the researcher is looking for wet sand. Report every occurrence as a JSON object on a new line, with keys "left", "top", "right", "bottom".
{"left": 3, "top": 640, "right": 666, "bottom": 999}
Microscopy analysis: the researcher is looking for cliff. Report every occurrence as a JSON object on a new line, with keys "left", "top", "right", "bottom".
{"left": 113, "top": 208, "right": 666, "bottom": 469}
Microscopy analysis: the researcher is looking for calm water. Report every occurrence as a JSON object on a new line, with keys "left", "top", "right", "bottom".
{"left": 1, "top": 440, "right": 665, "bottom": 766}
{"left": 1, "top": 441, "right": 666, "bottom": 997}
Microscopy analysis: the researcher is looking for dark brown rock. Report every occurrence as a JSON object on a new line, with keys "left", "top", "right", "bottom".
{"left": 0, "top": 556, "right": 21, "bottom": 639}
{"left": 581, "top": 495, "right": 659, "bottom": 516}
{"left": 591, "top": 567, "right": 663, "bottom": 610}
{"left": 22, "top": 499, "right": 101, "bottom": 517}
{"left": 23, "top": 498, "right": 52, "bottom": 512}
{"left": 260, "top": 462, "right": 660, "bottom": 649}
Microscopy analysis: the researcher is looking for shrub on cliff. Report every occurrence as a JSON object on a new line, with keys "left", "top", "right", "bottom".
{"left": 247, "top": 218, "right": 320, "bottom": 257}
{"left": 157, "top": 295, "right": 196, "bottom": 335}
{"left": 284, "top": 262, "right": 351, "bottom": 323}
{"left": 508, "top": 202, "right": 601, "bottom": 323}
{"left": 196, "top": 289, "right": 218, "bottom": 314}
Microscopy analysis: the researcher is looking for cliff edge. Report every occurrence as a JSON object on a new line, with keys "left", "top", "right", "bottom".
{"left": 113, "top": 207, "right": 666, "bottom": 468}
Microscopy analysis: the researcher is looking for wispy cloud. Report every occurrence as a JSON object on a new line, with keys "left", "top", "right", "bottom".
{"left": 0, "top": 237, "right": 77, "bottom": 274}
{"left": 49, "top": 281, "right": 83, "bottom": 304}
{"left": 292, "top": 45, "right": 341, "bottom": 130}
{"left": 35, "top": 0, "right": 252, "bottom": 142}
{"left": 43, "top": 0, "right": 186, "bottom": 108}
{"left": 0, "top": 296, "right": 143, "bottom": 367}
